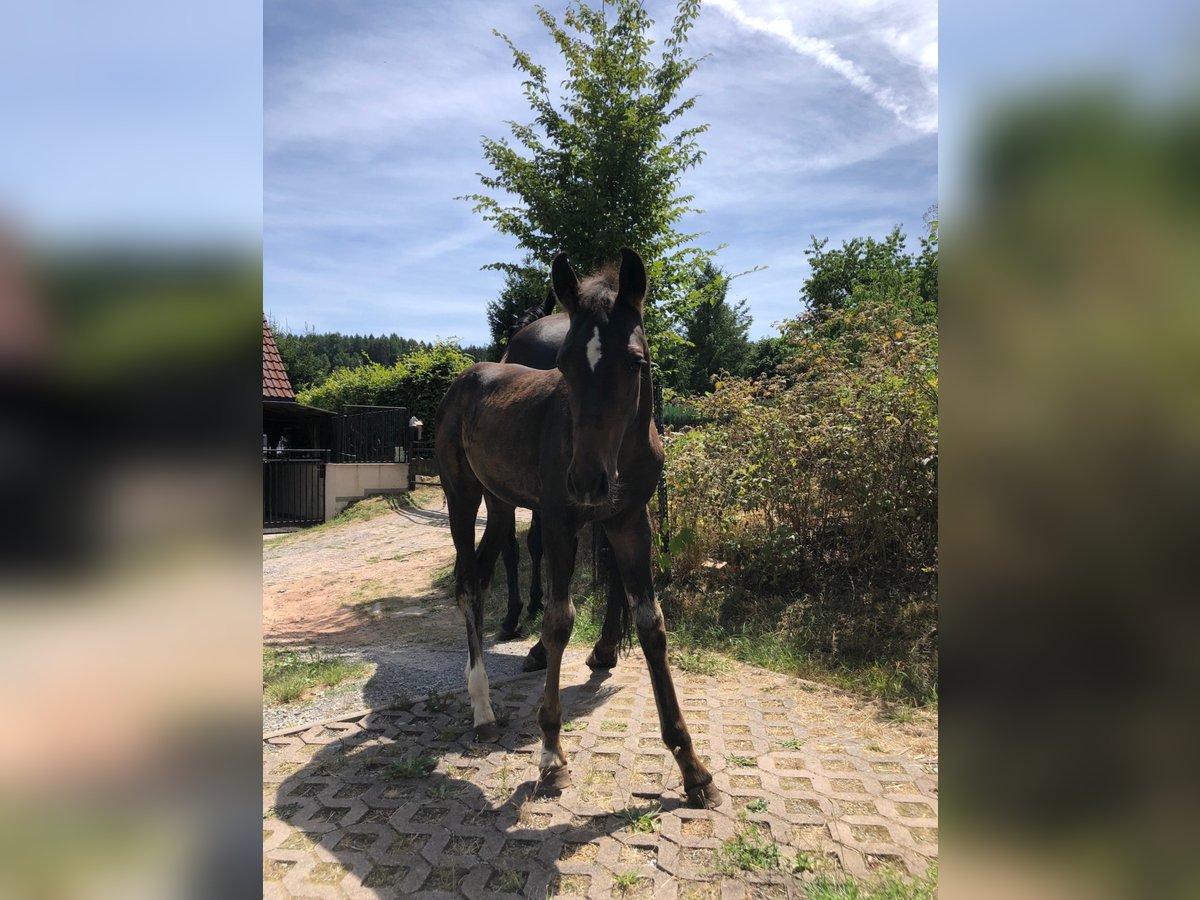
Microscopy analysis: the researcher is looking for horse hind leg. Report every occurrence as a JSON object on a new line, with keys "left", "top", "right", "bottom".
{"left": 496, "top": 520, "right": 524, "bottom": 641}
{"left": 586, "top": 542, "right": 626, "bottom": 670}
{"left": 526, "top": 512, "right": 544, "bottom": 619}
{"left": 476, "top": 494, "right": 522, "bottom": 641}
{"left": 446, "top": 480, "right": 499, "bottom": 742}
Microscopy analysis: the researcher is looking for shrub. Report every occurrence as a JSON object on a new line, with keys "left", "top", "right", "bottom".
{"left": 296, "top": 342, "right": 476, "bottom": 439}
{"left": 662, "top": 280, "right": 937, "bottom": 697}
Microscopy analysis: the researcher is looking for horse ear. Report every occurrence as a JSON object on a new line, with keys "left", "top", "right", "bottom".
{"left": 551, "top": 253, "right": 578, "bottom": 316}
{"left": 618, "top": 247, "right": 647, "bottom": 315}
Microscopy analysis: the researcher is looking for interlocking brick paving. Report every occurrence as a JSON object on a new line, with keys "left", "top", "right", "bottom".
{"left": 264, "top": 649, "right": 937, "bottom": 898}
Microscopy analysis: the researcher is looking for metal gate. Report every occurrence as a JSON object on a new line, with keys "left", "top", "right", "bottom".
{"left": 408, "top": 439, "right": 438, "bottom": 489}
{"left": 337, "top": 405, "right": 410, "bottom": 463}
{"left": 263, "top": 449, "right": 327, "bottom": 528}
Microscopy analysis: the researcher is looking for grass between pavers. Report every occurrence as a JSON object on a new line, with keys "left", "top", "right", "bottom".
{"left": 263, "top": 648, "right": 371, "bottom": 705}
{"left": 714, "top": 814, "right": 937, "bottom": 898}
{"left": 806, "top": 863, "right": 938, "bottom": 899}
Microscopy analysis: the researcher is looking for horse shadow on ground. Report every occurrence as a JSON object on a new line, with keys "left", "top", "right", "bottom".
{"left": 266, "top": 661, "right": 679, "bottom": 898}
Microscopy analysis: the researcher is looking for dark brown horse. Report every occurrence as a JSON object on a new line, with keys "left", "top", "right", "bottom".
{"left": 436, "top": 249, "right": 719, "bottom": 807}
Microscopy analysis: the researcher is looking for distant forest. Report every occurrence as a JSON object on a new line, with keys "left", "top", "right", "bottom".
{"left": 268, "top": 321, "right": 488, "bottom": 391}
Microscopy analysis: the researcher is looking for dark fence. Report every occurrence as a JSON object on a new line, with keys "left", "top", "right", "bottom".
{"left": 408, "top": 439, "right": 438, "bottom": 490}
{"left": 263, "top": 450, "right": 328, "bottom": 528}
{"left": 337, "top": 405, "right": 410, "bottom": 463}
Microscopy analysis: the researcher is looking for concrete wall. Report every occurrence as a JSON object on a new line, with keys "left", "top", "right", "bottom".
{"left": 324, "top": 463, "right": 409, "bottom": 520}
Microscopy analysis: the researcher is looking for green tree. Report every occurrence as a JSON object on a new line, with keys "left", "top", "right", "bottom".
{"left": 673, "top": 262, "right": 752, "bottom": 395}
{"left": 742, "top": 335, "right": 793, "bottom": 380}
{"left": 801, "top": 218, "right": 937, "bottom": 324}
{"left": 485, "top": 254, "right": 551, "bottom": 358}
{"left": 462, "top": 0, "right": 714, "bottom": 366}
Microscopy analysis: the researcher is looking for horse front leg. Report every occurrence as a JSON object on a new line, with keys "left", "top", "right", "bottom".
{"left": 605, "top": 509, "right": 720, "bottom": 808}
{"left": 535, "top": 526, "right": 577, "bottom": 785}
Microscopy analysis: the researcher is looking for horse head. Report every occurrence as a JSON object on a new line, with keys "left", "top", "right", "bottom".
{"left": 550, "top": 247, "right": 651, "bottom": 508}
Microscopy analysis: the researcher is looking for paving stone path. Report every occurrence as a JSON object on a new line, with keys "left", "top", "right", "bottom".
{"left": 263, "top": 648, "right": 938, "bottom": 898}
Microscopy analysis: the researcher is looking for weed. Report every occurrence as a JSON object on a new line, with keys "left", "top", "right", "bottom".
{"left": 725, "top": 754, "right": 755, "bottom": 768}
{"left": 262, "top": 648, "right": 370, "bottom": 705}
{"left": 492, "top": 763, "right": 513, "bottom": 798}
{"left": 389, "top": 690, "right": 413, "bottom": 710}
{"left": 617, "top": 803, "right": 661, "bottom": 834}
{"left": 715, "top": 815, "right": 781, "bottom": 874}
{"left": 494, "top": 869, "right": 525, "bottom": 893}
{"left": 613, "top": 870, "right": 647, "bottom": 893}
{"left": 600, "top": 719, "right": 628, "bottom": 732}
{"left": 791, "top": 853, "right": 816, "bottom": 873}
{"left": 672, "top": 648, "right": 730, "bottom": 676}
{"left": 382, "top": 756, "right": 436, "bottom": 779}
{"left": 424, "top": 690, "right": 452, "bottom": 713}
{"left": 885, "top": 707, "right": 915, "bottom": 725}
{"left": 427, "top": 783, "right": 460, "bottom": 800}
{"left": 562, "top": 720, "right": 587, "bottom": 732}
{"left": 866, "top": 742, "right": 885, "bottom": 753}
{"left": 805, "top": 862, "right": 937, "bottom": 900}
{"left": 746, "top": 798, "right": 768, "bottom": 813}
{"left": 779, "top": 738, "right": 805, "bottom": 751}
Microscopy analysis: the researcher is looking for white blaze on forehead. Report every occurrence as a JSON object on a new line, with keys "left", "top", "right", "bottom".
{"left": 586, "top": 326, "right": 603, "bottom": 371}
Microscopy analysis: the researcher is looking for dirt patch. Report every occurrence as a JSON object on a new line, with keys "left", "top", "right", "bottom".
{"left": 263, "top": 491, "right": 530, "bottom": 649}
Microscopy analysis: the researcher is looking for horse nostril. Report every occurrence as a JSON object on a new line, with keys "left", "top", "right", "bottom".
{"left": 597, "top": 472, "right": 609, "bottom": 497}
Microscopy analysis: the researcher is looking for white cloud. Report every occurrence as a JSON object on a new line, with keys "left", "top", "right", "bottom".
{"left": 706, "top": 0, "right": 937, "bottom": 133}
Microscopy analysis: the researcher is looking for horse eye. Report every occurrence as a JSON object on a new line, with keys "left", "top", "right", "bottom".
{"left": 629, "top": 356, "right": 646, "bottom": 371}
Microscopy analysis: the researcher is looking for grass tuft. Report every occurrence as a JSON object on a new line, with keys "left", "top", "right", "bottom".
{"left": 715, "top": 815, "right": 781, "bottom": 874}
{"left": 263, "top": 648, "right": 370, "bottom": 705}
{"left": 382, "top": 755, "right": 437, "bottom": 779}
{"left": 617, "top": 803, "right": 661, "bottom": 834}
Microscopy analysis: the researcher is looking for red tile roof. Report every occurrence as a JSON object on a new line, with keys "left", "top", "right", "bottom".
{"left": 263, "top": 316, "right": 295, "bottom": 400}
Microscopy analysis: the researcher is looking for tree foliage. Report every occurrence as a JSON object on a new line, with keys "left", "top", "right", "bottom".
{"left": 462, "top": 0, "right": 714, "bottom": 364}
{"left": 669, "top": 261, "right": 752, "bottom": 395}
{"left": 484, "top": 254, "right": 550, "bottom": 358}
{"left": 801, "top": 215, "right": 938, "bottom": 324}
{"left": 295, "top": 342, "right": 477, "bottom": 438}
{"left": 271, "top": 323, "right": 485, "bottom": 390}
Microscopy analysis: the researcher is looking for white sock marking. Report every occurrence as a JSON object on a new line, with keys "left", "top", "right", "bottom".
{"left": 465, "top": 657, "right": 495, "bottom": 726}
{"left": 586, "top": 326, "right": 602, "bottom": 371}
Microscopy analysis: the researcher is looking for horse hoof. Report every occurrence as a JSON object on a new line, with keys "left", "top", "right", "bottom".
{"left": 585, "top": 647, "right": 617, "bottom": 670}
{"left": 496, "top": 624, "right": 526, "bottom": 641}
{"left": 473, "top": 721, "right": 500, "bottom": 743}
{"left": 521, "top": 652, "right": 547, "bottom": 673}
{"left": 536, "top": 766, "right": 571, "bottom": 796}
{"left": 685, "top": 779, "right": 723, "bottom": 809}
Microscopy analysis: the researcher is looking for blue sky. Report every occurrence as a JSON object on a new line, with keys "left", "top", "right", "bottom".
{"left": 264, "top": 0, "right": 937, "bottom": 343}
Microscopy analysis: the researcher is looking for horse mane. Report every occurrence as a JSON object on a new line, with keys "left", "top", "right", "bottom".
{"left": 575, "top": 263, "right": 621, "bottom": 314}
{"left": 508, "top": 286, "right": 558, "bottom": 341}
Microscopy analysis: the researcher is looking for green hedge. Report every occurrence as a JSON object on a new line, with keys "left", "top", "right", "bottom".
{"left": 296, "top": 342, "right": 476, "bottom": 439}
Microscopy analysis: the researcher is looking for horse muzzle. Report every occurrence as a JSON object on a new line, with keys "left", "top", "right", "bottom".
{"left": 566, "top": 465, "right": 610, "bottom": 506}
